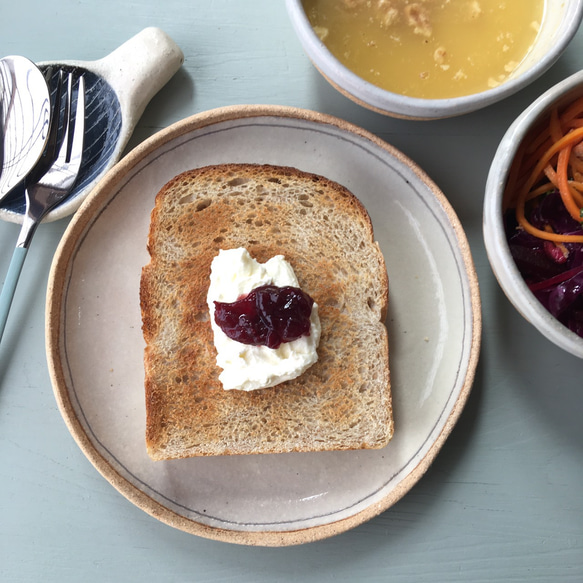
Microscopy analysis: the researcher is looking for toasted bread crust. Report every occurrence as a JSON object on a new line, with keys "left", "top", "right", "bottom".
{"left": 140, "top": 164, "right": 392, "bottom": 459}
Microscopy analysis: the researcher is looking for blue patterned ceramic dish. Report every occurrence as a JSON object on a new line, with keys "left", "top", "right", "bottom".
{"left": 0, "top": 27, "right": 183, "bottom": 224}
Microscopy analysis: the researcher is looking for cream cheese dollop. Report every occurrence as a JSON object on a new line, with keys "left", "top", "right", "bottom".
{"left": 207, "top": 248, "right": 321, "bottom": 391}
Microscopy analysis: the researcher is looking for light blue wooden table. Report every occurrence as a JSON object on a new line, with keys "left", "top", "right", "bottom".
{"left": 1, "top": 2, "right": 582, "bottom": 581}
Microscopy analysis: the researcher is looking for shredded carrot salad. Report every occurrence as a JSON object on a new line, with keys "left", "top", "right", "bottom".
{"left": 504, "top": 97, "right": 583, "bottom": 337}
{"left": 504, "top": 97, "right": 583, "bottom": 243}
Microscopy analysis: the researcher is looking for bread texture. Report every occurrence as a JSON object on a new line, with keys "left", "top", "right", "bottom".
{"left": 140, "top": 163, "right": 392, "bottom": 459}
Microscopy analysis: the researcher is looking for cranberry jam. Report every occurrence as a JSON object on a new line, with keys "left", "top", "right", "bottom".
{"left": 214, "top": 285, "right": 314, "bottom": 349}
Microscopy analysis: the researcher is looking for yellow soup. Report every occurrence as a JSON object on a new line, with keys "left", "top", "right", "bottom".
{"left": 303, "top": 0, "right": 545, "bottom": 99}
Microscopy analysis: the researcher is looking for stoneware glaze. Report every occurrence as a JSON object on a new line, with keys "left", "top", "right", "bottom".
{"left": 0, "top": 27, "right": 183, "bottom": 224}
{"left": 46, "top": 105, "right": 481, "bottom": 546}
{"left": 286, "top": 0, "right": 583, "bottom": 120}
{"left": 484, "top": 70, "right": 583, "bottom": 359}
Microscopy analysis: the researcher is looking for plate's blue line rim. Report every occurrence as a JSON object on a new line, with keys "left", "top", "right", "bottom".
{"left": 59, "top": 116, "right": 474, "bottom": 530}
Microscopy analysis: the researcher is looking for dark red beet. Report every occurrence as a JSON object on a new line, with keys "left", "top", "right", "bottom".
{"left": 214, "top": 285, "right": 314, "bottom": 349}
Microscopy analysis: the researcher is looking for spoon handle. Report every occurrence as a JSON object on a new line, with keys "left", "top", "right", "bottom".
{"left": 0, "top": 247, "right": 28, "bottom": 343}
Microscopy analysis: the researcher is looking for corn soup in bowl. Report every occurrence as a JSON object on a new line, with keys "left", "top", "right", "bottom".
{"left": 286, "top": 0, "right": 583, "bottom": 119}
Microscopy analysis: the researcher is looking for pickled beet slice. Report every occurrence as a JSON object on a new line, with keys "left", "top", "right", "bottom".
{"left": 214, "top": 284, "right": 314, "bottom": 349}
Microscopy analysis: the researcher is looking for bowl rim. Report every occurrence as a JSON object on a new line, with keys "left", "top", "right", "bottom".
{"left": 285, "top": 0, "right": 583, "bottom": 119}
{"left": 483, "top": 69, "right": 583, "bottom": 359}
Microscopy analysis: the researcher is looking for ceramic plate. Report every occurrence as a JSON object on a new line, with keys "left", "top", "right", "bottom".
{"left": 46, "top": 105, "right": 481, "bottom": 546}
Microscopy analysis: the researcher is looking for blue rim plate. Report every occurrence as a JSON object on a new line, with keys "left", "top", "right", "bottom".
{"left": 46, "top": 105, "right": 481, "bottom": 546}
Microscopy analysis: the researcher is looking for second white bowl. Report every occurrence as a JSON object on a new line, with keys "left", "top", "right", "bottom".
{"left": 286, "top": 0, "right": 583, "bottom": 120}
{"left": 484, "top": 70, "right": 583, "bottom": 359}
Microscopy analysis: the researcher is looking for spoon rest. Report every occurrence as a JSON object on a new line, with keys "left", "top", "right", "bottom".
{"left": 0, "top": 27, "right": 183, "bottom": 224}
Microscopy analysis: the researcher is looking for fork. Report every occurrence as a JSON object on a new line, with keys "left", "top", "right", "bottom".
{"left": 0, "top": 71, "right": 85, "bottom": 343}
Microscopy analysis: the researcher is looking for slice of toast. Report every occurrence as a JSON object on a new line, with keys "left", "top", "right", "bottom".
{"left": 140, "top": 163, "right": 392, "bottom": 459}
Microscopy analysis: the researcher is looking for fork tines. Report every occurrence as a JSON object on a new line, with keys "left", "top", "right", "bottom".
{"left": 29, "top": 69, "right": 85, "bottom": 185}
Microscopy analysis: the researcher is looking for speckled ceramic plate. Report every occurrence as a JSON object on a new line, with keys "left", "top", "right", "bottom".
{"left": 46, "top": 105, "right": 481, "bottom": 546}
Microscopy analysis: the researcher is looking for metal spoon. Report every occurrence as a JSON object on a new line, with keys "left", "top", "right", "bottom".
{"left": 0, "top": 55, "right": 51, "bottom": 201}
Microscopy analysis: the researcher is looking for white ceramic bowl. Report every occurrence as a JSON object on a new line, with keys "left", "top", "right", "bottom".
{"left": 286, "top": 0, "right": 583, "bottom": 120}
{"left": 484, "top": 70, "right": 583, "bottom": 359}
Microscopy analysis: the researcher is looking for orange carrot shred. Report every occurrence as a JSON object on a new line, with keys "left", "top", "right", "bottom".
{"left": 557, "top": 145, "right": 583, "bottom": 221}
{"left": 509, "top": 103, "right": 583, "bottom": 243}
{"left": 550, "top": 107, "right": 562, "bottom": 142}
{"left": 559, "top": 95, "right": 583, "bottom": 124}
